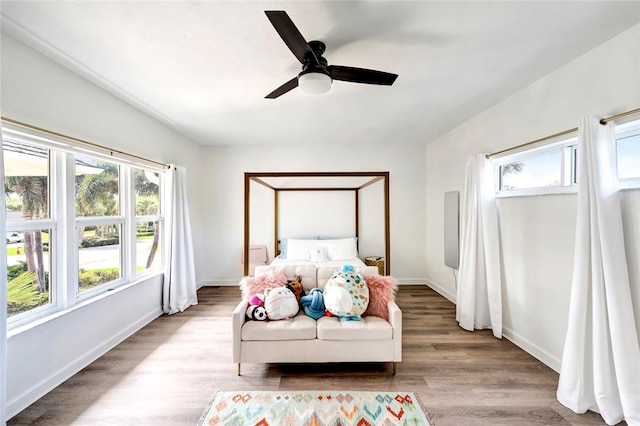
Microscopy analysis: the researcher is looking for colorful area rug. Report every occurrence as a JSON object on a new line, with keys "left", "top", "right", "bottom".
{"left": 198, "top": 390, "right": 432, "bottom": 425}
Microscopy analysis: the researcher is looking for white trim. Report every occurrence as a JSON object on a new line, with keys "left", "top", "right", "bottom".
{"left": 620, "top": 178, "right": 640, "bottom": 190}
{"left": 497, "top": 185, "right": 577, "bottom": 198}
{"left": 502, "top": 325, "right": 561, "bottom": 373}
{"left": 1, "top": 128, "right": 8, "bottom": 426}
{"left": 425, "top": 278, "right": 456, "bottom": 303}
{"left": 76, "top": 216, "right": 125, "bottom": 226}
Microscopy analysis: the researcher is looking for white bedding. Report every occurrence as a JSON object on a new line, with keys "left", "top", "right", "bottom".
{"left": 270, "top": 256, "right": 366, "bottom": 269}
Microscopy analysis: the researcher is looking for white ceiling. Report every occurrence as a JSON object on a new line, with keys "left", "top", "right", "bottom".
{"left": 2, "top": 1, "right": 639, "bottom": 147}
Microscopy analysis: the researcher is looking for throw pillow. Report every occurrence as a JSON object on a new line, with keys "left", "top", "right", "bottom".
{"left": 309, "top": 246, "right": 329, "bottom": 262}
{"left": 240, "top": 269, "right": 288, "bottom": 300}
{"left": 362, "top": 274, "right": 398, "bottom": 320}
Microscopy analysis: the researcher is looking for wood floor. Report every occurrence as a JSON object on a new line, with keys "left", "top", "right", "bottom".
{"left": 8, "top": 285, "right": 617, "bottom": 425}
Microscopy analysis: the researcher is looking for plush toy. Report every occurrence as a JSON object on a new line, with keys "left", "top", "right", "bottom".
{"left": 323, "top": 264, "right": 369, "bottom": 321}
{"left": 264, "top": 286, "right": 299, "bottom": 320}
{"left": 246, "top": 304, "right": 267, "bottom": 321}
{"left": 300, "top": 288, "right": 325, "bottom": 319}
{"left": 245, "top": 293, "right": 267, "bottom": 321}
{"left": 249, "top": 293, "right": 265, "bottom": 307}
{"left": 286, "top": 275, "right": 305, "bottom": 302}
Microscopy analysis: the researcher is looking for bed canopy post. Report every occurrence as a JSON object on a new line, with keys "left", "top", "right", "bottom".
{"left": 354, "top": 190, "right": 359, "bottom": 251}
{"left": 243, "top": 173, "right": 250, "bottom": 276}
{"left": 384, "top": 172, "right": 390, "bottom": 275}
{"left": 273, "top": 190, "right": 279, "bottom": 260}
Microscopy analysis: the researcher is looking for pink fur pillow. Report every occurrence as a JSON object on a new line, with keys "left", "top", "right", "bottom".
{"left": 362, "top": 275, "right": 398, "bottom": 320}
{"left": 240, "top": 269, "right": 288, "bottom": 300}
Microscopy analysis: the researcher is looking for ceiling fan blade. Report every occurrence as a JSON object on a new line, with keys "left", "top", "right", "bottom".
{"left": 265, "top": 11, "right": 318, "bottom": 66}
{"left": 328, "top": 65, "right": 398, "bottom": 86}
{"left": 265, "top": 77, "right": 299, "bottom": 99}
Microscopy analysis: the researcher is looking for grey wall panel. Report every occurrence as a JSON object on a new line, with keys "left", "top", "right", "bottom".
{"left": 444, "top": 191, "right": 459, "bottom": 269}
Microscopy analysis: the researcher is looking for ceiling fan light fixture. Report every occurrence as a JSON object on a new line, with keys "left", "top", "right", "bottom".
{"left": 298, "top": 71, "right": 332, "bottom": 94}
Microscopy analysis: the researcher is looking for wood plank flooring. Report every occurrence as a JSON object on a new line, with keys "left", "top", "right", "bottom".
{"left": 8, "top": 285, "right": 618, "bottom": 425}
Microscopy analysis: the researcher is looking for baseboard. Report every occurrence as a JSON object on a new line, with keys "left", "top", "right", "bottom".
{"left": 501, "top": 326, "right": 561, "bottom": 373}
{"left": 199, "top": 279, "right": 239, "bottom": 287}
{"left": 425, "top": 278, "right": 456, "bottom": 303}
{"left": 395, "top": 278, "right": 427, "bottom": 285}
{"left": 6, "top": 307, "right": 162, "bottom": 419}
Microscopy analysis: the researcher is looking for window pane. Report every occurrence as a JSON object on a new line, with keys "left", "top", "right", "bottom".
{"left": 78, "top": 224, "right": 121, "bottom": 293}
{"left": 135, "top": 169, "right": 160, "bottom": 215}
{"left": 6, "top": 229, "right": 52, "bottom": 318}
{"left": 500, "top": 150, "right": 563, "bottom": 190}
{"left": 136, "top": 220, "right": 162, "bottom": 271}
{"left": 3, "top": 141, "right": 49, "bottom": 220}
{"left": 75, "top": 156, "right": 119, "bottom": 217}
{"left": 617, "top": 133, "right": 640, "bottom": 179}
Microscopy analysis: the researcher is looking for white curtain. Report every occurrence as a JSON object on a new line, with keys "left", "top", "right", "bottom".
{"left": 163, "top": 165, "right": 198, "bottom": 314}
{"left": 1, "top": 129, "right": 9, "bottom": 425}
{"left": 557, "top": 117, "right": 640, "bottom": 425}
{"left": 457, "top": 154, "right": 502, "bottom": 338}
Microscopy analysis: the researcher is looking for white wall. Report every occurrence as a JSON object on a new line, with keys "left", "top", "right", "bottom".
{"left": 201, "top": 143, "right": 426, "bottom": 284}
{"left": 1, "top": 33, "right": 204, "bottom": 418}
{"left": 425, "top": 24, "right": 640, "bottom": 371}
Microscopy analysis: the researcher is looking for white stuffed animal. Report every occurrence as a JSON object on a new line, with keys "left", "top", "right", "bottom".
{"left": 264, "top": 286, "right": 299, "bottom": 320}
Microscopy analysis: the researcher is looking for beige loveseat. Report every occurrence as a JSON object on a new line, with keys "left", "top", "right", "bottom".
{"left": 231, "top": 264, "right": 402, "bottom": 375}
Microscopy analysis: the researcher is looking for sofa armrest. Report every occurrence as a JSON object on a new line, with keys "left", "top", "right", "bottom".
{"left": 388, "top": 300, "right": 402, "bottom": 361}
{"left": 232, "top": 299, "right": 249, "bottom": 362}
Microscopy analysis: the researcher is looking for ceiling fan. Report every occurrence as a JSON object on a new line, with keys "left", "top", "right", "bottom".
{"left": 264, "top": 10, "right": 399, "bottom": 99}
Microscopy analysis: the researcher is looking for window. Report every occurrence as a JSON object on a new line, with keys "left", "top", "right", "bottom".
{"left": 495, "top": 138, "right": 577, "bottom": 197}
{"left": 616, "top": 119, "right": 640, "bottom": 187}
{"left": 3, "top": 122, "right": 166, "bottom": 328}
{"left": 4, "top": 140, "right": 55, "bottom": 320}
{"left": 134, "top": 168, "right": 162, "bottom": 272}
{"left": 76, "top": 157, "right": 123, "bottom": 295}
{"left": 495, "top": 119, "right": 640, "bottom": 196}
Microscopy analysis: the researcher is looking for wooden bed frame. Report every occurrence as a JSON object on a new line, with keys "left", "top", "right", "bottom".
{"left": 243, "top": 171, "right": 390, "bottom": 276}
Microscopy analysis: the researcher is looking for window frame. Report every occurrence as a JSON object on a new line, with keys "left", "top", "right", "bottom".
{"left": 494, "top": 136, "right": 578, "bottom": 198}
{"left": 616, "top": 119, "right": 640, "bottom": 190}
{"left": 494, "top": 119, "right": 640, "bottom": 197}
{"left": 3, "top": 122, "right": 166, "bottom": 331}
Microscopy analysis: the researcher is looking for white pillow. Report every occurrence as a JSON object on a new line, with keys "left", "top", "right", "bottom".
{"left": 285, "top": 239, "right": 321, "bottom": 260}
{"left": 309, "top": 246, "right": 329, "bottom": 262}
{"left": 325, "top": 238, "right": 358, "bottom": 260}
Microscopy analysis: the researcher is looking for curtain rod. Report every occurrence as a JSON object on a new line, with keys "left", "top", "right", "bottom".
{"left": 486, "top": 107, "right": 640, "bottom": 159}
{"left": 1, "top": 116, "right": 171, "bottom": 169}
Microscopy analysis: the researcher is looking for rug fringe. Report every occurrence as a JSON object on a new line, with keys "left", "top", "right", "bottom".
{"left": 197, "top": 391, "right": 219, "bottom": 426}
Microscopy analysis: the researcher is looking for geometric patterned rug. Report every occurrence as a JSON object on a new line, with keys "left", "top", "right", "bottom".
{"left": 197, "top": 390, "right": 432, "bottom": 425}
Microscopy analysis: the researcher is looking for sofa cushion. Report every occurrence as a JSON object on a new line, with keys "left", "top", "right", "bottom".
{"left": 316, "top": 316, "right": 392, "bottom": 340}
{"left": 242, "top": 313, "right": 316, "bottom": 341}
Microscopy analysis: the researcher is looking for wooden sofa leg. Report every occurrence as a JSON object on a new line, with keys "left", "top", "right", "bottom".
{"left": 237, "top": 363, "right": 241, "bottom": 376}
{"left": 392, "top": 362, "right": 396, "bottom": 375}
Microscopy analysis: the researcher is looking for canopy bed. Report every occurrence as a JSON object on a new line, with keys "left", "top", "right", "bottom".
{"left": 243, "top": 171, "right": 390, "bottom": 276}
{"left": 235, "top": 171, "right": 399, "bottom": 375}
